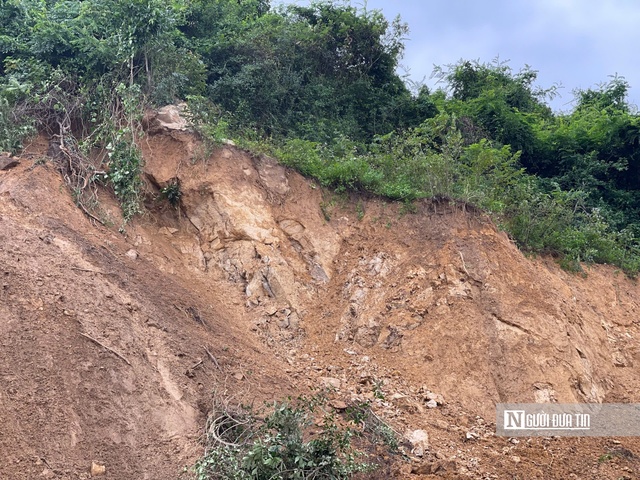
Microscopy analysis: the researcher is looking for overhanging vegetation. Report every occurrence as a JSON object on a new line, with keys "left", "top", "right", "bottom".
{"left": 1, "top": 0, "right": 639, "bottom": 275}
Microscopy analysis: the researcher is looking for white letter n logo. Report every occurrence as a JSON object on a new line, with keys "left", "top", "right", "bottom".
{"left": 504, "top": 410, "right": 525, "bottom": 429}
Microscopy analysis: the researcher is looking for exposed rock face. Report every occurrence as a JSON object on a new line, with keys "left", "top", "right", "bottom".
{"left": 138, "top": 132, "right": 640, "bottom": 419}
{"left": 4, "top": 125, "right": 640, "bottom": 478}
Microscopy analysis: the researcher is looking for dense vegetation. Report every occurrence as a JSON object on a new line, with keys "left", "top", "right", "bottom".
{"left": 1, "top": 0, "right": 639, "bottom": 275}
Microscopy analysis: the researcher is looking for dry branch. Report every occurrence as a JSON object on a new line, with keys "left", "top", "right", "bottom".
{"left": 80, "top": 332, "right": 132, "bottom": 366}
{"left": 204, "top": 346, "right": 222, "bottom": 371}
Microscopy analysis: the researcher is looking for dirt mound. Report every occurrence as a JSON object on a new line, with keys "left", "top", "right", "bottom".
{"left": 2, "top": 126, "right": 640, "bottom": 479}
{"left": 0, "top": 158, "right": 293, "bottom": 479}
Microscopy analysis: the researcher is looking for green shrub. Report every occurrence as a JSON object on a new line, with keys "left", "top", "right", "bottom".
{"left": 193, "top": 395, "right": 383, "bottom": 480}
{"left": 0, "top": 96, "right": 35, "bottom": 154}
{"left": 161, "top": 179, "right": 182, "bottom": 207}
{"left": 105, "top": 130, "right": 142, "bottom": 221}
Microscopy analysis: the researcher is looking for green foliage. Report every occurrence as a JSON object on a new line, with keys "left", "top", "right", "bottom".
{"left": 185, "top": 95, "right": 231, "bottom": 153}
{"left": 0, "top": 96, "right": 34, "bottom": 153}
{"left": 193, "top": 395, "right": 378, "bottom": 480}
{"left": 182, "top": 0, "right": 423, "bottom": 142}
{"left": 106, "top": 135, "right": 143, "bottom": 220}
{"left": 345, "top": 402, "right": 399, "bottom": 453}
{"left": 434, "top": 59, "right": 555, "bottom": 168}
{"left": 161, "top": 179, "right": 182, "bottom": 207}
{"left": 2, "top": 0, "right": 640, "bottom": 274}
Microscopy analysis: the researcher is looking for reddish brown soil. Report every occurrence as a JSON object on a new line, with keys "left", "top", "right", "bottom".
{"left": 2, "top": 125, "right": 640, "bottom": 479}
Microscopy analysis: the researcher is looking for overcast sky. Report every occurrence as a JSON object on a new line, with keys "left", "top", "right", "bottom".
{"left": 278, "top": 0, "right": 640, "bottom": 112}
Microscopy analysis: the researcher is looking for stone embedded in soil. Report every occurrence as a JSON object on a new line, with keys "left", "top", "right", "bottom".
{"left": 158, "top": 227, "right": 178, "bottom": 236}
{"left": 319, "top": 377, "right": 341, "bottom": 389}
{"left": 406, "top": 429, "right": 429, "bottom": 457}
{"left": 0, "top": 156, "right": 19, "bottom": 170}
{"left": 329, "top": 400, "right": 348, "bottom": 410}
{"left": 425, "top": 391, "right": 445, "bottom": 405}
{"left": 90, "top": 462, "right": 106, "bottom": 476}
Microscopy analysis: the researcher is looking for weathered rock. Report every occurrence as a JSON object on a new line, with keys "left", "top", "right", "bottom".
{"left": 255, "top": 154, "right": 290, "bottom": 196}
{"left": 144, "top": 104, "right": 189, "bottom": 133}
{"left": 425, "top": 399, "right": 438, "bottom": 409}
{"left": 0, "top": 156, "right": 19, "bottom": 171}
{"left": 406, "top": 429, "right": 429, "bottom": 457}
{"left": 158, "top": 227, "right": 179, "bottom": 236}
{"left": 90, "top": 461, "right": 106, "bottom": 476}
{"left": 329, "top": 400, "right": 348, "bottom": 410}
{"left": 425, "top": 391, "right": 445, "bottom": 405}
{"left": 126, "top": 249, "right": 139, "bottom": 260}
{"left": 412, "top": 459, "right": 458, "bottom": 475}
{"left": 319, "top": 377, "right": 341, "bottom": 389}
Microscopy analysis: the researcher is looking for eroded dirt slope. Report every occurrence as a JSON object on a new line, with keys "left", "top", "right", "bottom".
{"left": 0, "top": 156, "right": 294, "bottom": 479}
{"left": 2, "top": 122, "right": 640, "bottom": 479}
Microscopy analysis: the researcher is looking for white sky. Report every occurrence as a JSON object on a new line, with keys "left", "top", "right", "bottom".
{"left": 278, "top": 0, "right": 640, "bottom": 112}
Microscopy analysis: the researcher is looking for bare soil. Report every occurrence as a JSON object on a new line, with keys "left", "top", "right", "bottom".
{"left": 2, "top": 124, "right": 640, "bottom": 479}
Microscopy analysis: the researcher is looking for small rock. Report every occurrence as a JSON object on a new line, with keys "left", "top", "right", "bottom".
{"left": 425, "top": 399, "right": 438, "bottom": 409}
{"left": 392, "top": 394, "right": 421, "bottom": 414}
{"left": 158, "top": 227, "right": 177, "bottom": 236}
{"left": 125, "top": 249, "right": 139, "bottom": 260}
{"left": 465, "top": 431, "right": 479, "bottom": 441}
{"left": 277, "top": 318, "right": 290, "bottom": 329}
{"left": 0, "top": 156, "right": 19, "bottom": 170}
{"left": 511, "top": 455, "right": 521, "bottom": 463}
{"left": 434, "top": 460, "right": 458, "bottom": 474}
{"left": 425, "top": 391, "right": 445, "bottom": 405}
{"left": 319, "top": 377, "right": 341, "bottom": 389}
{"left": 406, "top": 429, "right": 429, "bottom": 457}
{"left": 90, "top": 461, "right": 106, "bottom": 476}
{"left": 432, "top": 419, "right": 450, "bottom": 430}
{"left": 288, "top": 312, "right": 300, "bottom": 329}
{"left": 233, "top": 372, "right": 245, "bottom": 381}
{"left": 411, "top": 463, "right": 432, "bottom": 475}
{"left": 330, "top": 400, "right": 348, "bottom": 410}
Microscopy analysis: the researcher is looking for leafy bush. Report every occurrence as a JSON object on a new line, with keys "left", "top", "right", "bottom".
{"left": 0, "top": 96, "right": 34, "bottom": 153}
{"left": 161, "top": 179, "right": 182, "bottom": 207}
{"left": 106, "top": 135, "right": 143, "bottom": 221}
{"left": 192, "top": 395, "right": 389, "bottom": 480}
{"left": 3, "top": 0, "right": 640, "bottom": 274}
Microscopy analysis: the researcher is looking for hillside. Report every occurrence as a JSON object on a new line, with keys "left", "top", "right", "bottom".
{"left": 1, "top": 115, "right": 640, "bottom": 479}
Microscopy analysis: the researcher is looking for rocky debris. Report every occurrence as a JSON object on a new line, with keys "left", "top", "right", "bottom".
{"left": 329, "top": 399, "right": 348, "bottom": 410}
{"left": 411, "top": 459, "right": 458, "bottom": 475}
{"left": 426, "top": 399, "right": 438, "bottom": 409}
{"left": 406, "top": 429, "right": 430, "bottom": 457}
{"left": 423, "top": 389, "right": 445, "bottom": 406}
{"left": 158, "top": 226, "right": 179, "bottom": 236}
